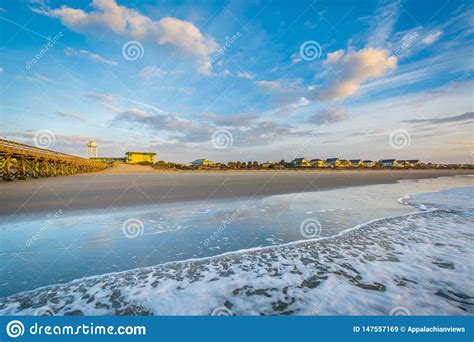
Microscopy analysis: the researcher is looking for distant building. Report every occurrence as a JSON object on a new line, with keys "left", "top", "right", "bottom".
{"left": 292, "top": 158, "right": 311, "bottom": 167}
{"left": 380, "top": 159, "right": 401, "bottom": 167}
{"left": 191, "top": 158, "right": 213, "bottom": 167}
{"left": 125, "top": 152, "right": 156, "bottom": 164}
{"left": 91, "top": 157, "right": 126, "bottom": 163}
{"left": 326, "top": 158, "right": 341, "bottom": 167}
{"left": 87, "top": 140, "right": 98, "bottom": 159}
{"left": 261, "top": 161, "right": 274, "bottom": 168}
{"left": 310, "top": 159, "right": 327, "bottom": 167}
{"left": 350, "top": 159, "right": 363, "bottom": 167}
{"left": 339, "top": 159, "right": 351, "bottom": 167}
{"left": 406, "top": 159, "right": 424, "bottom": 167}
{"left": 363, "top": 160, "right": 376, "bottom": 167}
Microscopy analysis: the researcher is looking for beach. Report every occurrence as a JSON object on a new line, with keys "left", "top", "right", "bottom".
{"left": 0, "top": 166, "right": 472, "bottom": 217}
{"left": 1, "top": 175, "right": 472, "bottom": 314}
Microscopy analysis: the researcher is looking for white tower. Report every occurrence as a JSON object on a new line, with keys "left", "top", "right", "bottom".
{"left": 87, "top": 140, "right": 98, "bottom": 158}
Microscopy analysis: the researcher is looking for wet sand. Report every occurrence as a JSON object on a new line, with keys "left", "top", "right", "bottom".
{"left": 0, "top": 167, "right": 472, "bottom": 217}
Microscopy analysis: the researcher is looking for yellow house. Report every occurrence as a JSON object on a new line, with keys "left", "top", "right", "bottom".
{"left": 350, "top": 159, "right": 363, "bottom": 167}
{"left": 191, "top": 158, "right": 213, "bottom": 167}
{"left": 339, "top": 159, "right": 351, "bottom": 167}
{"left": 292, "top": 158, "right": 311, "bottom": 167}
{"left": 363, "top": 160, "right": 376, "bottom": 167}
{"left": 326, "top": 158, "right": 341, "bottom": 167}
{"left": 125, "top": 152, "right": 156, "bottom": 164}
{"left": 310, "top": 159, "right": 327, "bottom": 167}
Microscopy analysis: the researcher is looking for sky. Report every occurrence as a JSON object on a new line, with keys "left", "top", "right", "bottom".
{"left": 0, "top": 0, "right": 473, "bottom": 164}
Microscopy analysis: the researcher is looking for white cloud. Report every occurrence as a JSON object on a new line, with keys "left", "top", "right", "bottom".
{"left": 139, "top": 66, "right": 164, "bottom": 79}
{"left": 422, "top": 30, "right": 443, "bottom": 45}
{"left": 319, "top": 47, "right": 397, "bottom": 100}
{"left": 274, "top": 97, "right": 310, "bottom": 118}
{"left": 155, "top": 16, "right": 218, "bottom": 74}
{"left": 295, "top": 97, "right": 310, "bottom": 107}
{"left": 366, "top": 0, "right": 401, "bottom": 47}
{"left": 15, "top": 73, "right": 52, "bottom": 84}
{"left": 221, "top": 69, "right": 232, "bottom": 77}
{"left": 307, "top": 107, "right": 349, "bottom": 125}
{"left": 79, "top": 49, "right": 117, "bottom": 65}
{"left": 55, "top": 110, "right": 87, "bottom": 123}
{"left": 255, "top": 78, "right": 304, "bottom": 93}
{"left": 291, "top": 52, "right": 302, "bottom": 64}
{"left": 323, "top": 49, "right": 344, "bottom": 66}
{"left": 39, "top": 0, "right": 217, "bottom": 74}
{"left": 237, "top": 72, "right": 255, "bottom": 80}
{"left": 64, "top": 47, "right": 117, "bottom": 65}
{"left": 84, "top": 92, "right": 117, "bottom": 103}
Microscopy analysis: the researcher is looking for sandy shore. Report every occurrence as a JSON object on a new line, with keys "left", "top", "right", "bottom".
{"left": 0, "top": 167, "right": 472, "bottom": 217}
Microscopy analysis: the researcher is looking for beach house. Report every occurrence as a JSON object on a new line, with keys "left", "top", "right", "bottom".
{"left": 339, "top": 159, "right": 351, "bottom": 167}
{"left": 406, "top": 159, "right": 424, "bottom": 167}
{"left": 292, "top": 158, "right": 311, "bottom": 167}
{"left": 350, "top": 159, "right": 363, "bottom": 167}
{"left": 125, "top": 152, "right": 156, "bottom": 164}
{"left": 363, "top": 160, "right": 376, "bottom": 167}
{"left": 310, "top": 159, "right": 327, "bottom": 167}
{"left": 325, "top": 158, "right": 341, "bottom": 167}
{"left": 191, "top": 159, "right": 214, "bottom": 167}
{"left": 380, "top": 159, "right": 401, "bottom": 167}
{"left": 261, "top": 161, "right": 274, "bottom": 168}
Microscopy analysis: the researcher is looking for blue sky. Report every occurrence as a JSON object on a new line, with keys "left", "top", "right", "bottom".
{"left": 1, "top": 0, "right": 473, "bottom": 163}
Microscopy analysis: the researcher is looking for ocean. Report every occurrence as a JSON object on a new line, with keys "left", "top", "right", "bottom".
{"left": 0, "top": 175, "right": 472, "bottom": 315}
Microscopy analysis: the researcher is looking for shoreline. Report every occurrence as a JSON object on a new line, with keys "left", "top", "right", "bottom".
{"left": 0, "top": 207, "right": 429, "bottom": 301}
{"left": 1, "top": 169, "right": 472, "bottom": 217}
{"left": 1, "top": 186, "right": 471, "bottom": 314}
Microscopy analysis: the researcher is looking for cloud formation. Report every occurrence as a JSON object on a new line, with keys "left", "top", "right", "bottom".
{"left": 323, "top": 49, "right": 344, "bottom": 66}
{"left": 237, "top": 72, "right": 255, "bottom": 80}
{"left": 55, "top": 110, "right": 87, "bottom": 123}
{"left": 139, "top": 66, "right": 164, "bottom": 79}
{"left": 307, "top": 107, "right": 349, "bottom": 125}
{"left": 402, "top": 111, "right": 473, "bottom": 125}
{"left": 366, "top": 0, "right": 401, "bottom": 47}
{"left": 38, "top": 0, "right": 217, "bottom": 73}
{"left": 64, "top": 47, "right": 117, "bottom": 65}
{"left": 319, "top": 47, "right": 397, "bottom": 100}
{"left": 84, "top": 92, "right": 117, "bottom": 103}
{"left": 422, "top": 30, "right": 443, "bottom": 45}
{"left": 109, "top": 105, "right": 311, "bottom": 147}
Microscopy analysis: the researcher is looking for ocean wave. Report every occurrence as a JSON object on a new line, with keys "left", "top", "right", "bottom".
{"left": 1, "top": 187, "right": 472, "bottom": 316}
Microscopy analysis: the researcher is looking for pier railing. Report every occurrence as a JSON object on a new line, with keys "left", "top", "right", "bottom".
{"left": 0, "top": 139, "right": 106, "bottom": 180}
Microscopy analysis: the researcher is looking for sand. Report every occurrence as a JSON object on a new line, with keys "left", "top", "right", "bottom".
{"left": 0, "top": 164, "right": 472, "bottom": 217}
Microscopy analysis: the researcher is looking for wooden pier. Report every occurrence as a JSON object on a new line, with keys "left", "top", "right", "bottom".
{"left": 0, "top": 139, "right": 106, "bottom": 181}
